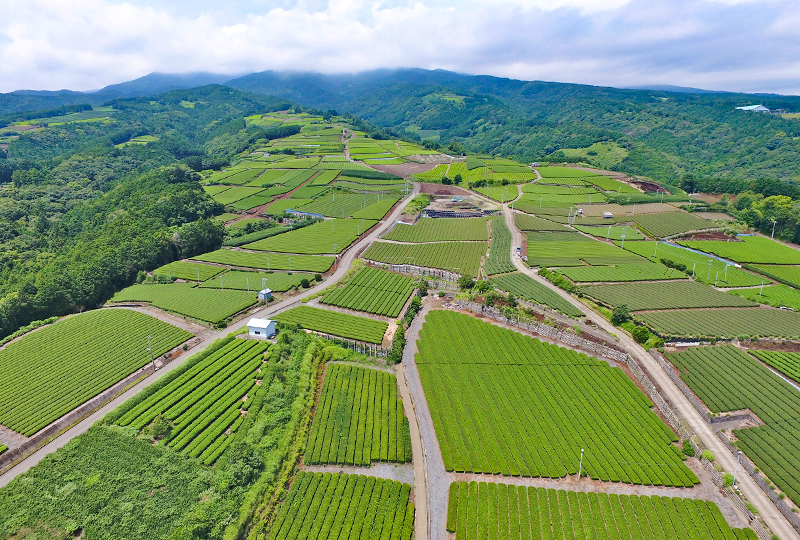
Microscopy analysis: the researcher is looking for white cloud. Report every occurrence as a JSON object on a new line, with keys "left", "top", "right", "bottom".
{"left": 0, "top": 0, "right": 799, "bottom": 94}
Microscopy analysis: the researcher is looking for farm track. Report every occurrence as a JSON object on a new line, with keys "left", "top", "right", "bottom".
{"left": 0, "top": 183, "right": 422, "bottom": 488}
{"left": 501, "top": 203, "right": 800, "bottom": 540}
{"left": 300, "top": 462, "right": 414, "bottom": 484}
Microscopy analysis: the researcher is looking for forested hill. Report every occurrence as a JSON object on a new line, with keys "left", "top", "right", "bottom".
{"left": 3, "top": 69, "right": 800, "bottom": 183}
{"left": 0, "top": 85, "right": 291, "bottom": 340}
{"left": 225, "top": 69, "right": 800, "bottom": 184}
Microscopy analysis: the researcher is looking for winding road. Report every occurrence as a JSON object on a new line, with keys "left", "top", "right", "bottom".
{"left": 0, "top": 183, "right": 421, "bottom": 489}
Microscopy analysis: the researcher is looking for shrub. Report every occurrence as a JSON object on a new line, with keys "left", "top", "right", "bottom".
{"left": 723, "top": 473, "right": 734, "bottom": 486}
{"left": 702, "top": 449, "right": 715, "bottom": 462}
{"left": 611, "top": 305, "right": 631, "bottom": 325}
{"left": 682, "top": 440, "right": 695, "bottom": 457}
{"left": 631, "top": 325, "right": 650, "bottom": 343}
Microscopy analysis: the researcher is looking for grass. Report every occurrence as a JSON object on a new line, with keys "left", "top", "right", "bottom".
{"left": 580, "top": 281, "right": 759, "bottom": 311}
{"left": 557, "top": 142, "right": 629, "bottom": 169}
{"left": 417, "top": 310, "right": 696, "bottom": 485}
{"left": 191, "top": 250, "right": 334, "bottom": 272}
{"left": 489, "top": 273, "right": 584, "bottom": 317}
{"left": 110, "top": 283, "right": 257, "bottom": 324}
{"left": 382, "top": 217, "right": 488, "bottom": 242}
{"left": 198, "top": 271, "right": 309, "bottom": 292}
{"left": 153, "top": 261, "right": 224, "bottom": 281}
{"left": 679, "top": 236, "right": 800, "bottom": 265}
{"left": 273, "top": 306, "right": 387, "bottom": 344}
{"left": 244, "top": 219, "right": 376, "bottom": 255}
{"left": 306, "top": 364, "right": 411, "bottom": 465}
{"left": 636, "top": 308, "right": 800, "bottom": 339}
{"left": 0, "top": 309, "right": 191, "bottom": 436}
{"left": 556, "top": 263, "right": 686, "bottom": 283}
{"left": 362, "top": 241, "right": 485, "bottom": 277}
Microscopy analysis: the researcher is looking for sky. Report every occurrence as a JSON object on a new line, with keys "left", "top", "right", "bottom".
{"left": 1, "top": 0, "right": 799, "bottom": 95}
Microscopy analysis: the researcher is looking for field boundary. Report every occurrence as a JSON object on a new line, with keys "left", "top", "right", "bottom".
{"left": 0, "top": 336, "right": 202, "bottom": 474}
{"left": 452, "top": 300, "right": 773, "bottom": 538}
{"left": 362, "top": 260, "right": 462, "bottom": 281}
{"left": 650, "top": 350, "right": 800, "bottom": 535}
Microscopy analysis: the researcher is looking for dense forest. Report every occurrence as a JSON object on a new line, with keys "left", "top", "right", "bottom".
{"left": 0, "top": 86, "right": 291, "bottom": 340}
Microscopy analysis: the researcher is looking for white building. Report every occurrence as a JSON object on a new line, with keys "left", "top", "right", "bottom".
{"left": 735, "top": 104, "right": 770, "bottom": 113}
{"left": 247, "top": 318, "right": 276, "bottom": 339}
{"left": 258, "top": 288, "right": 272, "bottom": 301}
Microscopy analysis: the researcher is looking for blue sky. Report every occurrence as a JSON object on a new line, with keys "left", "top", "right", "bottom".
{"left": 1, "top": 0, "right": 799, "bottom": 94}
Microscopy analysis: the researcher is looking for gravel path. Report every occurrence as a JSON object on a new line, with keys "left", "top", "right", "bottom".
{"left": 0, "top": 184, "right": 421, "bottom": 488}
{"left": 501, "top": 203, "right": 799, "bottom": 540}
{"left": 402, "top": 302, "right": 451, "bottom": 540}
{"left": 301, "top": 462, "right": 414, "bottom": 484}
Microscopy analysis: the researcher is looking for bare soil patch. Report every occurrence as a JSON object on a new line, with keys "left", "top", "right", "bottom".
{"left": 677, "top": 231, "right": 739, "bottom": 241}
{"left": 369, "top": 162, "right": 437, "bottom": 177}
{"left": 419, "top": 183, "right": 472, "bottom": 197}
{"left": 631, "top": 180, "right": 667, "bottom": 193}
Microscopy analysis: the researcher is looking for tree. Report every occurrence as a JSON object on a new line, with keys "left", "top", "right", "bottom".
{"left": 447, "top": 141, "right": 464, "bottom": 154}
{"left": 453, "top": 173, "right": 463, "bottom": 185}
{"left": 441, "top": 176, "right": 452, "bottom": 185}
{"left": 631, "top": 325, "right": 650, "bottom": 344}
{"left": 458, "top": 275, "right": 475, "bottom": 290}
{"left": 611, "top": 304, "right": 630, "bottom": 325}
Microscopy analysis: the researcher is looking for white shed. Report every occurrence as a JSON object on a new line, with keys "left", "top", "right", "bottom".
{"left": 258, "top": 288, "right": 272, "bottom": 301}
{"left": 602, "top": 211, "right": 614, "bottom": 219}
{"left": 247, "top": 318, "right": 276, "bottom": 339}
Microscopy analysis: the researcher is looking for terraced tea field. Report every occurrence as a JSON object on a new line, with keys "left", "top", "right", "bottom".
{"left": 632, "top": 212, "right": 714, "bottom": 238}
{"left": 556, "top": 263, "right": 686, "bottom": 283}
{"left": 489, "top": 273, "right": 584, "bottom": 317}
{"left": 527, "top": 232, "right": 643, "bottom": 267}
{"left": 514, "top": 213, "right": 571, "bottom": 231}
{"left": 267, "top": 472, "right": 414, "bottom": 540}
{"left": 0, "top": 309, "right": 191, "bottom": 436}
{"left": 153, "top": 261, "right": 224, "bottom": 281}
{"left": 273, "top": 306, "right": 388, "bottom": 343}
{"left": 362, "top": 241, "right": 485, "bottom": 277}
{"left": 574, "top": 225, "right": 644, "bottom": 241}
{"left": 351, "top": 198, "right": 399, "bottom": 220}
{"left": 618, "top": 241, "right": 765, "bottom": 287}
{"left": 382, "top": 217, "right": 488, "bottom": 242}
{"left": 580, "top": 281, "right": 758, "bottom": 311}
{"left": 637, "top": 307, "right": 800, "bottom": 339}
{"left": 294, "top": 191, "right": 392, "bottom": 218}
{"left": 484, "top": 217, "right": 515, "bottom": 275}
{"left": 192, "top": 249, "right": 334, "bottom": 272}
{"left": 110, "top": 283, "right": 257, "bottom": 323}
{"left": 244, "top": 219, "right": 377, "bottom": 255}
{"left": 198, "top": 271, "right": 308, "bottom": 292}
{"left": 665, "top": 345, "right": 800, "bottom": 505}
{"left": 321, "top": 267, "right": 415, "bottom": 318}
{"left": 749, "top": 264, "right": 800, "bottom": 288}
{"left": 306, "top": 364, "right": 411, "bottom": 466}
{"left": 213, "top": 186, "right": 266, "bottom": 205}
{"left": 750, "top": 350, "right": 800, "bottom": 384}
{"left": 447, "top": 483, "right": 756, "bottom": 540}
{"left": 115, "top": 339, "right": 269, "bottom": 465}
{"left": 679, "top": 236, "right": 800, "bottom": 265}
{"left": 416, "top": 311, "right": 697, "bottom": 486}
{"left": 729, "top": 283, "right": 800, "bottom": 310}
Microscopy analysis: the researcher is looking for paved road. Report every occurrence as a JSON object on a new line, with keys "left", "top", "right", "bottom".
{"left": 0, "top": 184, "right": 420, "bottom": 488}
{"left": 501, "top": 203, "right": 800, "bottom": 540}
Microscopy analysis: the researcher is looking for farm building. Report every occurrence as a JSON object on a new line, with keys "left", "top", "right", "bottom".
{"left": 247, "top": 318, "right": 276, "bottom": 338}
{"left": 602, "top": 211, "right": 614, "bottom": 219}
{"left": 258, "top": 288, "right": 272, "bottom": 301}
{"left": 735, "top": 104, "right": 770, "bottom": 113}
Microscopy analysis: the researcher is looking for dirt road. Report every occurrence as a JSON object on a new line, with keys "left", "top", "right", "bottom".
{"left": 501, "top": 203, "right": 800, "bottom": 540}
{"left": 0, "top": 184, "right": 420, "bottom": 488}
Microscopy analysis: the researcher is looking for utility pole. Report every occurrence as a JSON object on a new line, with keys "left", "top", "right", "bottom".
{"left": 333, "top": 244, "right": 338, "bottom": 269}
{"left": 707, "top": 260, "right": 712, "bottom": 284}
{"left": 267, "top": 256, "right": 270, "bottom": 272}
{"left": 760, "top": 280, "right": 764, "bottom": 295}
{"left": 196, "top": 267, "right": 200, "bottom": 284}
{"left": 607, "top": 225, "right": 612, "bottom": 241}
{"left": 733, "top": 450, "right": 742, "bottom": 487}
{"left": 653, "top": 241, "right": 658, "bottom": 258}
{"left": 724, "top": 264, "right": 729, "bottom": 282}
{"left": 771, "top": 220, "right": 777, "bottom": 239}
{"left": 147, "top": 335, "right": 156, "bottom": 371}
{"left": 692, "top": 262, "right": 696, "bottom": 278}
{"left": 715, "top": 271, "right": 718, "bottom": 287}
{"left": 246, "top": 275, "right": 250, "bottom": 292}
{"left": 578, "top": 448, "right": 584, "bottom": 478}
{"left": 620, "top": 233, "right": 626, "bottom": 250}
